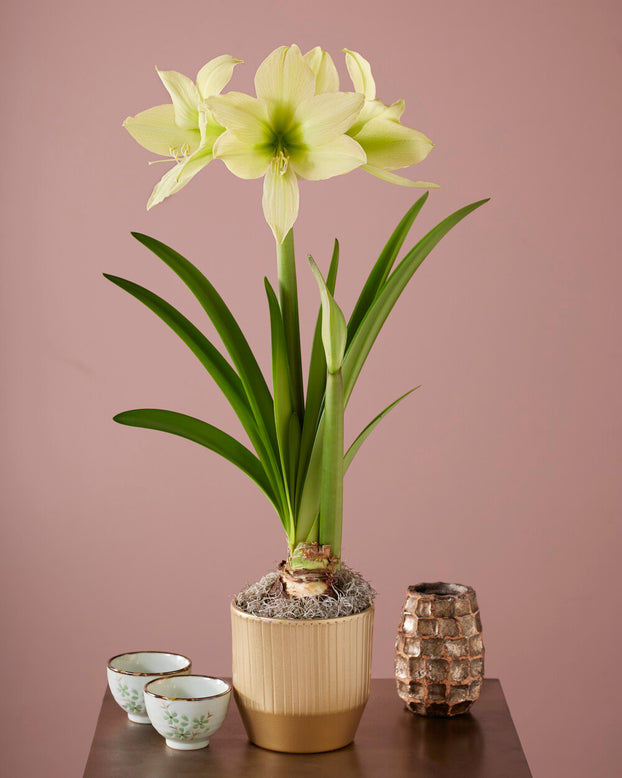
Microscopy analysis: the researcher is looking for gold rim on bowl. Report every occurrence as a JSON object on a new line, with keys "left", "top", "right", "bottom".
{"left": 144, "top": 674, "right": 231, "bottom": 701}
{"left": 106, "top": 651, "right": 192, "bottom": 677}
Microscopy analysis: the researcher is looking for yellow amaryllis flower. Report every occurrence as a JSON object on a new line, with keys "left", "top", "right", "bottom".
{"left": 123, "top": 55, "right": 242, "bottom": 209}
{"left": 305, "top": 47, "right": 437, "bottom": 188}
{"left": 207, "top": 45, "right": 366, "bottom": 244}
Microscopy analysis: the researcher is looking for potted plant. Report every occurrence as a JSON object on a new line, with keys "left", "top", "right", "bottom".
{"left": 109, "top": 44, "right": 487, "bottom": 752}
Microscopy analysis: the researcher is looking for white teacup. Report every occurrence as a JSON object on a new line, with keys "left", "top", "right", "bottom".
{"left": 107, "top": 651, "right": 192, "bottom": 723}
{"left": 144, "top": 675, "right": 231, "bottom": 750}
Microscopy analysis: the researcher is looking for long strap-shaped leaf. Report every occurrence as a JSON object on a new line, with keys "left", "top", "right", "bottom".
{"left": 113, "top": 409, "right": 281, "bottom": 517}
{"left": 295, "top": 240, "right": 339, "bottom": 511}
{"left": 347, "top": 193, "right": 429, "bottom": 346}
{"left": 276, "top": 229, "right": 305, "bottom": 421}
{"left": 131, "top": 233, "right": 280, "bottom": 465}
{"left": 344, "top": 387, "right": 419, "bottom": 472}
{"left": 103, "top": 273, "right": 285, "bottom": 512}
{"left": 297, "top": 199, "right": 489, "bottom": 540}
{"left": 343, "top": 199, "right": 489, "bottom": 403}
{"left": 265, "top": 278, "right": 296, "bottom": 540}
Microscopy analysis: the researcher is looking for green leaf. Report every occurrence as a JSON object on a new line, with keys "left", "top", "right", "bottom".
{"left": 287, "top": 412, "right": 301, "bottom": 502}
{"left": 296, "top": 240, "right": 339, "bottom": 510}
{"left": 318, "top": 369, "right": 344, "bottom": 558}
{"left": 295, "top": 422, "right": 324, "bottom": 545}
{"left": 344, "top": 388, "right": 419, "bottom": 472}
{"left": 130, "top": 233, "right": 280, "bottom": 471}
{"left": 113, "top": 409, "right": 282, "bottom": 518}
{"left": 343, "top": 199, "right": 489, "bottom": 403}
{"left": 308, "top": 256, "right": 347, "bottom": 374}
{"left": 103, "top": 275, "right": 263, "bottom": 454}
{"left": 298, "top": 199, "right": 488, "bottom": 540}
{"left": 264, "top": 278, "right": 296, "bottom": 540}
{"left": 347, "top": 193, "right": 428, "bottom": 346}
{"left": 276, "top": 229, "right": 304, "bottom": 421}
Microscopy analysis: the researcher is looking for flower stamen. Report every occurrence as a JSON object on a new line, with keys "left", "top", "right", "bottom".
{"left": 274, "top": 149, "right": 289, "bottom": 176}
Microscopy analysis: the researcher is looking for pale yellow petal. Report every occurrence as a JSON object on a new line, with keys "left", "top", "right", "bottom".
{"left": 303, "top": 47, "right": 340, "bottom": 93}
{"left": 201, "top": 119, "right": 227, "bottom": 151}
{"left": 146, "top": 145, "right": 213, "bottom": 209}
{"left": 123, "top": 105, "right": 201, "bottom": 156}
{"left": 343, "top": 49, "right": 376, "bottom": 100}
{"left": 212, "top": 131, "right": 270, "bottom": 179}
{"left": 255, "top": 45, "right": 315, "bottom": 107}
{"left": 207, "top": 92, "right": 271, "bottom": 143}
{"left": 347, "top": 99, "right": 386, "bottom": 136}
{"left": 353, "top": 117, "right": 434, "bottom": 169}
{"left": 384, "top": 99, "right": 405, "bottom": 121}
{"left": 290, "top": 135, "right": 366, "bottom": 181}
{"left": 157, "top": 68, "right": 201, "bottom": 129}
{"left": 196, "top": 55, "right": 243, "bottom": 98}
{"left": 362, "top": 164, "right": 439, "bottom": 188}
{"left": 262, "top": 162, "right": 299, "bottom": 244}
{"left": 294, "top": 92, "right": 364, "bottom": 146}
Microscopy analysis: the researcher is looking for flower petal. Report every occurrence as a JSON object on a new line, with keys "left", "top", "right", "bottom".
{"left": 304, "top": 47, "right": 340, "bottom": 93}
{"left": 384, "top": 99, "right": 405, "bottom": 121}
{"left": 262, "top": 161, "right": 299, "bottom": 244}
{"left": 123, "top": 105, "right": 201, "bottom": 156}
{"left": 146, "top": 145, "right": 213, "bottom": 209}
{"left": 344, "top": 49, "right": 376, "bottom": 100}
{"left": 207, "top": 92, "right": 271, "bottom": 144}
{"left": 212, "top": 131, "right": 270, "bottom": 179}
{"left": 353, "top": 117, "right": 434, "bottom": 169}
{"left": 347, "top": 99, "right": 387, "bottom": 136}
{"left": 196, "top": 55, "right": 243, "bottom": 99}
{"left": 255, "top": 45, "right": 315, "bottom": 107}
{"left": 362, "top": 164, "right": 439, "bottom": 188}
{"left": 157, "top": 68, "right": 201, "bottom": 129}
{"left": 290, "top": 135, "right": 366, "bottom": 181}
{"left": 294, "top": 92, "right": 364, "bottom": 146}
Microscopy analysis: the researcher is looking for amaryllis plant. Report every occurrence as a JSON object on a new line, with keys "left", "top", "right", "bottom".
{"left": 109, "top": 45, "right": 487, "bottom": 597}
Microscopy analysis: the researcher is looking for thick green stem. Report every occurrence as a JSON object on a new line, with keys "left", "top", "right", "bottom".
{"left": 319, "top": 368, "right": 344, "bottom": 559}
{"left": 276, "top": 229, "right": 305, "bottom": 423}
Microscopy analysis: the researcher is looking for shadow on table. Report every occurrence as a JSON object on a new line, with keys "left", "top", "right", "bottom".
{"left": 396, "top": 707, "right": 485, "bottom": 772}
{"left": 228, "top": 740, "right": 365, "bottom": 776}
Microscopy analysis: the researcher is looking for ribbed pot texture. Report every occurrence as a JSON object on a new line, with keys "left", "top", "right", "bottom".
{"left": 231, "top": 603, "right": 374, "bottom": 752}
{"left": 395, "top": 583, "right": 484, "bottom": 716}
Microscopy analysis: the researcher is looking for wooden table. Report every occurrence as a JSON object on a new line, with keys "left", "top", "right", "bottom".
{"left": 84, "top": 678, "right": 531, "bottom": 777}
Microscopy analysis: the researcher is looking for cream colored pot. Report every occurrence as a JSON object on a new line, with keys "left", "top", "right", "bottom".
{"left": 231, "top": 603, "right": 374, "bottom": 753}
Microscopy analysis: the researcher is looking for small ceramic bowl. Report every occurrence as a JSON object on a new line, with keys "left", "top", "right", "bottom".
{"left": 107, "top": 651, "right": 192, "bottom": 723}
{"left": 144, "top": 675, "right": 231, "bottom": 750}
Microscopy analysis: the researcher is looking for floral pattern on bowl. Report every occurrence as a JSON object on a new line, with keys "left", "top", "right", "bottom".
{"left": 106, "top": 651, "right": 192, "bottom": 724}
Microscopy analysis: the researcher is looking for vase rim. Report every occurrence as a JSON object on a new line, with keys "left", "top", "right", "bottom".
{"left": 231, "top": 601, "right": 374, "bottom": 625}
{"left": 407, "top": 582, "right": 474, "bottom": 598}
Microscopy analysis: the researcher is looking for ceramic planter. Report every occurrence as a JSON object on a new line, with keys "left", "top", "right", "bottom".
{"left": 395, "top": 583, "right": 484, "bottom": 716}
{"left": 231, "top": 603, "right": 374, "bottom": 753}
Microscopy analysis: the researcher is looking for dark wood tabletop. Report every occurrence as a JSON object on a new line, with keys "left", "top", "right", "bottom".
{"left": 84, "top": 678, "right": 531, "bottom": 777}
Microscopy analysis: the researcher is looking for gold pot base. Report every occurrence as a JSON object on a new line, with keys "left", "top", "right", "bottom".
{"left": 236, "top": 697, "right": 366, "bottom": 753}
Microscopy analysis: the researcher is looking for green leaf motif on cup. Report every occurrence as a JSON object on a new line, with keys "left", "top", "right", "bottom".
{"left": 160, "top": 702, "right": 212, "bottom": 741}
{"left": 116, "top": 680, "right": 145, "bottom": 714}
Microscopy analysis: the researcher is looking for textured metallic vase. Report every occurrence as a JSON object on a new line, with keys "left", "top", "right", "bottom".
{"left": 232, "top": 603, "right": 374, "bottom": 752}
{"left": 395, "top": 583, "right": 484, "bottom": 716}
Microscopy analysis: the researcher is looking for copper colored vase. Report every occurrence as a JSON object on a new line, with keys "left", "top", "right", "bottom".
{"left": 394, "top": 583, "right": 484, "bottom": 716}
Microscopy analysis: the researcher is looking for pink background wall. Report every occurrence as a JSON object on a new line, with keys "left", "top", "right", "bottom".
{"left": 2, "top": 0, "right": 620, "bottom": 775}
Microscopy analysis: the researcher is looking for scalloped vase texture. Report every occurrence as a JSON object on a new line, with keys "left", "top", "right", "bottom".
{"left": 231, "top": 603, "right": 374, "bottom": 753}
{"left": 395, "top": 583, "right": 484, "bottom": 716}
